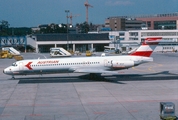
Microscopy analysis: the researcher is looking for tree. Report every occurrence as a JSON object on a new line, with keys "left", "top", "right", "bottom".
{"left": 76, "top": 22, "right": 89, "bottom": 33}
{"left": 39, "top": 23, "right": 67, "bottom": 34}
{"left": 0, "top": 20, "right": 10, "bottom": 29}
{"left": 0, "top": 20, "right": 10, "bottom": 36}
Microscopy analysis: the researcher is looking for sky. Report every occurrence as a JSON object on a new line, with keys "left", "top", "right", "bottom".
{"left": 0, "top": 0, "right": 177, "bottom": 27}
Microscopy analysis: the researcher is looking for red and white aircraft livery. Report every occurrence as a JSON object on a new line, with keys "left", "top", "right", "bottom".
{"left": 3, "top": 37, "right": 162, "bottom": 79}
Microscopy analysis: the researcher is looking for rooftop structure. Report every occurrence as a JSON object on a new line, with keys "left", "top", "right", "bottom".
{"left": 108, "top": 12, "right": 178, "bottom": 19}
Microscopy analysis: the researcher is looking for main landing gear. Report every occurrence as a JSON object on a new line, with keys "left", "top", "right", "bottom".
{"left": 89, "top": 73, "right": 97, "bottom": 80}
{"left": 88, "top": 73, "right": 104, "bottom": 80}
{"left": 11, "top": 75, "right": 15, "bottom": 80}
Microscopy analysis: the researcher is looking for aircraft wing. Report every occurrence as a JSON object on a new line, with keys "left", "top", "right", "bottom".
{"left": 70, "top": 67, "right": 120, "bottom": 74}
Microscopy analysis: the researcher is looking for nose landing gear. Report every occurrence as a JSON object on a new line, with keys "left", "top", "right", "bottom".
{"left": 11, "top": 75, "right": 15, "bottom": 80}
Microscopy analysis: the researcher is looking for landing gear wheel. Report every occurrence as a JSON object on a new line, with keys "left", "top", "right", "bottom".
{"left": 11, "top": 76, "right": 15, "bottom": 79}
{"left": 88, "top": 73, "right": 102, "bottom": 80}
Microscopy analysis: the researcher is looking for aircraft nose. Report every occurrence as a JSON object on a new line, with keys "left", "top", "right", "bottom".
{"left": 3, "top": 68, "right": 11, "bottom": 75}
{"left": 3, "top": 69, "right": 7, "bottom": 74}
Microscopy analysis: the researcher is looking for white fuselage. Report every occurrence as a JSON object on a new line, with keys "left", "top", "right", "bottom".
{"left": 3, "top": 55, "right": 153, "bottom": 76}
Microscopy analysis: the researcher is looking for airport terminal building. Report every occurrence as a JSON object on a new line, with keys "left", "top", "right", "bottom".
{"left": 1, "top": 30, "right": 178, "bottom": 53}
{"left": 27, "top": 33, "right": 110, "bottom": 53}
{"left": 108, "top": 29, "right": 178, "bottom": 52}
{"left": 27, "top": 29, "right": 178, "bottom": 53}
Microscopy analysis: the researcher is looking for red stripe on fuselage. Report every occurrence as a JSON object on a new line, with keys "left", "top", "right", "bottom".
{"left": 145, "top": 37, "right": 162, "bottom": 41}
{"left": 130, "top": 51, "right": 152, "bottom": 57}
{"left": 25, "top": 62, "right": 33, "bottom": 70}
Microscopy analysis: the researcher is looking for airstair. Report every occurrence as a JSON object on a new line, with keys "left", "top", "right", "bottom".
{"left": 50, "top": 47, "right": 71, "bottom": 57}
{"left": 2, "top": 47, "right": 20, "bottom": 55}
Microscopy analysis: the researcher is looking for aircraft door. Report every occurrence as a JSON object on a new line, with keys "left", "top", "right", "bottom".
{"left": 19, "top": 62, "right": 24, "bottom": 71}
{"left": 104, "top": 59, "right": 112, "bottom": 67}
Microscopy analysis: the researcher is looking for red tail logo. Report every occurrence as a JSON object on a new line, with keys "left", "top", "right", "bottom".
{"left": 130, "top": 37, "right": 162, "bottom": 57}
{"left": 25, "top": 62, "right": 33, "bottom": 70}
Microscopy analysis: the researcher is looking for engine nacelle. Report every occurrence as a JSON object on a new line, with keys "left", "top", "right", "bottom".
{"left": 112, "top": 61, "right": 134, "bottom": 69}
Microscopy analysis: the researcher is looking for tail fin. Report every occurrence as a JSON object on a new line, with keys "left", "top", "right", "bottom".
{"left": 130, "top": 37, "right": 162, "bottom": 57}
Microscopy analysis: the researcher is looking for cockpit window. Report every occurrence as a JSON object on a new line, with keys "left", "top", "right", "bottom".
{"left": 12, "top": 63, "right": 17, "bottom": 66}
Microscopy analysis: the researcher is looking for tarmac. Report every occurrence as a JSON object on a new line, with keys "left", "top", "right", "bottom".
{"left": 0, "top": 52, "right": 178, "bottom": 120}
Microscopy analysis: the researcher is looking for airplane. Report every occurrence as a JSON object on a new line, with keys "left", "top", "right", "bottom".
{"left": 3, "top": 37, "right": 162, "bottom": 79}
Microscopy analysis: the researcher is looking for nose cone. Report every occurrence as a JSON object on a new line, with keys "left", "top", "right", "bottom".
{"left": 3, "top": 68, "right": 8, "bottom": 74}
{"left": 3, "top": 67, "right": 12, "bottom": 75}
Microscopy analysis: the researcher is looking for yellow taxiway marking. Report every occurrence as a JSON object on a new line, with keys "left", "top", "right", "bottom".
{"left": 132, "top": 67, "right": 150, "bottom": 73}
{"left": 148, "top": 63, "right": 163, "bottom": 72}
{"left": 148, "top": 67, "right": 155, "bottom": 72}
{"left": 132, "top": 63, "right": 163, "bottom": 73}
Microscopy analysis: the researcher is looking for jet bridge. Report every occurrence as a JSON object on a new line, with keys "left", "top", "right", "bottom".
{"left": 0, "top": 36, "right": 27, "bottom": 53}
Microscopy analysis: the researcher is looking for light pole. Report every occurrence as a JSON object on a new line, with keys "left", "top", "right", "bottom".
{"left": 65, "top": 10, "right": 70, "bottom": 50}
